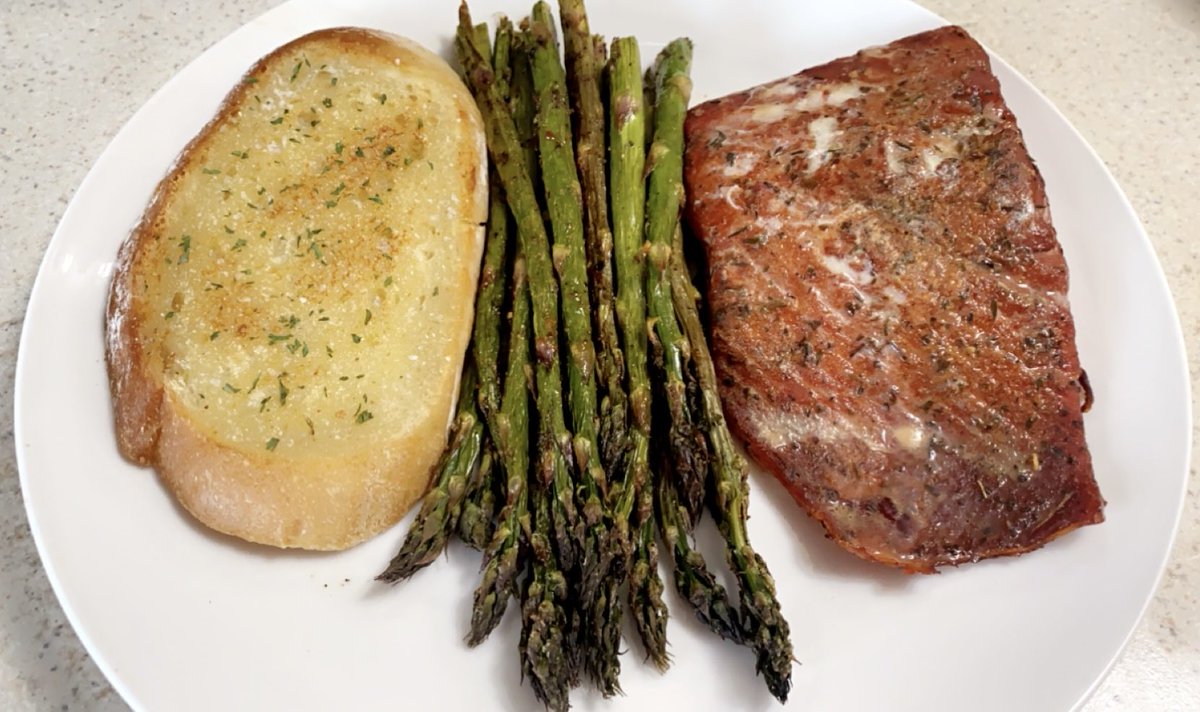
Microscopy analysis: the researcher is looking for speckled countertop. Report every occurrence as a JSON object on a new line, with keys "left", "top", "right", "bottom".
{"left": 1, "top": 1, "right": 1196, "bottom": 710}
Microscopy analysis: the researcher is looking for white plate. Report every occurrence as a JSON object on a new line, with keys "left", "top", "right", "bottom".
{"left": 15, "top": 1, "right": 1192, "bottom": 710}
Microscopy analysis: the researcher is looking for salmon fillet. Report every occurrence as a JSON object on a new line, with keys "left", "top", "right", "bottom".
{"left": 683, "top": 26, "right": 1104, "bottom": 572}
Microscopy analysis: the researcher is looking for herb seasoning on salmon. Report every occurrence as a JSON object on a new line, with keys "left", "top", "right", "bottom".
{"left": 683, "top": 26, "right": 1104, "bottom": 572}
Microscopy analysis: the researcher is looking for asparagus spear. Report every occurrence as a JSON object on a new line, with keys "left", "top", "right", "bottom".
{"left": 559, "top": 0, "right": 627, "bottom": 478}
{"left": 670, "top": 221, "right": 795, "bottom": 701}
{"left": 627, "top": 484, "right": 669, "bottom": 671}
{"left": 471, "top": 22, "right": 509, "bottom": 429}
{"left": 529, "top": 0, "right": 611, "bottom": 606}
{"left": 456, "top": 8, "right": 582, "bottom": 576}
{"left": 453, "top": 21, "right": 506, "bottom": 555}
{"left": 656, "top": 451, "right": 743, "bottom": 642}
{"left": 522, "top": 462, "right": 573, "bottom": 712}
{"left": 468, "top": 254, "right": 532, "bottom": 645}
{"left": 529, "top": 7, "right": 617, "bottom": 693}
{"left": 559, "top": 5, "right": 637, "bottom": 693}
{"left": 644, "top": 39, "right": 709, "bottom": 525}
{"left": 529, "top": 0, "right": 607, "bottom": 511}
{"left": 457, "top": 441, "right": 498, "bottom": 551}
{"left": 510, "top": 30, "right": 541, "bottom": 199}
{"left": 492, "top": 17, "right": 514, "bottom": 92}
{"left": 464, "top": 14, "right": 525, "bottom": 647}
{"left": 608, "top": 35, "right": 670, "bottom": 671}
{"left": 459, "top": 11, "right": 585, "bottom": 702}
{"left": 377, "top": 365, "right": 485, "bottom": 582}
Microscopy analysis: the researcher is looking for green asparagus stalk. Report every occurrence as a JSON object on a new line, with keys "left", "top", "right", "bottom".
{"left": 559, "top": 0, "right": 627, "bottom": 478}
{"left": 606, "top": 35, "right": 647, "bottom": 564}
{"left": 457, "top": 441, "right": 497, "bottom": 551}
{"left": 509, "top": 37, "right": 584, "bottom": 688}
{"left": 522, "top": 466, "right": 573, "bottom": 712}
{"left": 656, "top": 452, "right": 743, "bottom": 642}
{"left": 468, "top": 253, "right": 532, "bottom": 645}
{"left": 670, "top": 222, "right": 795, "bottom": 701}
{"left": 644, "top": 39, "right": 708, "bottom": 526}
{"left": 459, "top": 11, "right": 583, "bottom": 703}
{"left": 529, "top": 0, "right": 611, "bottom": 621}
{"left": 377, "top": 365, "right": 485, "bottom": 582}
{"left": 510, "top": 31, "right": 541, "bottom": 198}
{"left": 627, "top": 490, "right": 670, "bottom": 671}
{"left": 529, "top": 7, "right": 617, "bottom": 693}
{"left": 492, "top": 17, "right": 514, "bottom": 91}
{"left": 456, "top": 8, "right": 582, "bottom": 576}
{"left": 465, "top": 15, "right": 525, "bottom": 647}
{"left": 608, "top": 35, "right": 670, "bottom": 670}
{"left": 452, "top": 21, "right": 505, "bottom": 556}
{"left": 470, "top": 25, "right": 508, "bottom": 428}
{"left": 560, "top": 5, "right": 634, "bottom": 693}
{"left": 585, "top": 514, "right": 627, "bottom": 694}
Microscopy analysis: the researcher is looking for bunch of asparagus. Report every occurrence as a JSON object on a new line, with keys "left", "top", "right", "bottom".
{"left": 377, "top": 2, "right": 793, "bottom": 708}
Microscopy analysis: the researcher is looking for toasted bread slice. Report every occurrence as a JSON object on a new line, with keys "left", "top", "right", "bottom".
{"left": 105, "top": 28, "right": 488, "bottom": 550}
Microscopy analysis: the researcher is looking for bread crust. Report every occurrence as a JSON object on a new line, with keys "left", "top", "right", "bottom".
{"left": 105, "top": 28, "right": 487, "bottom": 550}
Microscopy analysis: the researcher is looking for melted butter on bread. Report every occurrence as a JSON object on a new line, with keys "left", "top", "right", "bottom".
{"left": 106, "top": 28, "right": 487, "bottom": 549}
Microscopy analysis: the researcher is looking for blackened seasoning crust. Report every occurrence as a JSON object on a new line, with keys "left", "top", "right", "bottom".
{"left": 683, "top": 26, "right": 1104, "bottom": 572}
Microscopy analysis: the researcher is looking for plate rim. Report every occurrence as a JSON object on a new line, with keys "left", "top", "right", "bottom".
{"left": 975, "top": 27, "right": 1193, "bottom": 712}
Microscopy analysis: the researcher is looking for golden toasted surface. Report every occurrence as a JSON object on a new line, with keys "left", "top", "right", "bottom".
{"left": 105, "top": 28, "right": 487, "bottom": 550}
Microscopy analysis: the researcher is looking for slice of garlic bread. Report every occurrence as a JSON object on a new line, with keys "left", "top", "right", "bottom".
{"left": 105, "top": 28, "right": 487, "bottom": 550}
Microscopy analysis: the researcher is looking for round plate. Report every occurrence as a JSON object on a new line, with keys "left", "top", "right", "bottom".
{"left": 15, "top": 1, "right": 1191, "bottom": 710}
